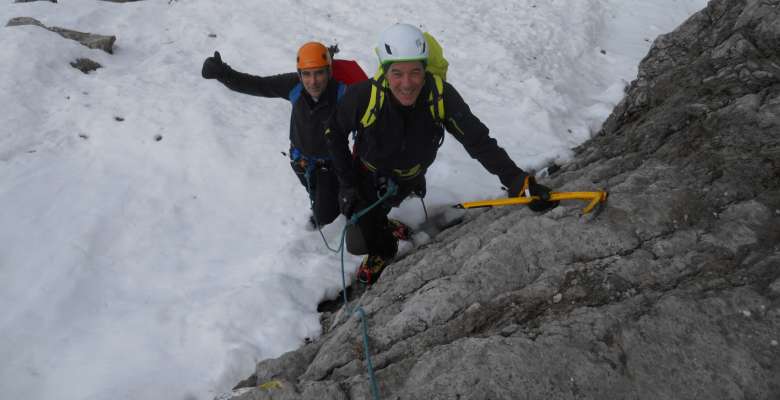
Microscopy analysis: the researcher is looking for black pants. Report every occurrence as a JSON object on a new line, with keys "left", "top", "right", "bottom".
{"left": 292, "top": 162, "right": 340, "bottom": 226}
{"left": 347, "top": 167, "right": 425, "bottom": 258}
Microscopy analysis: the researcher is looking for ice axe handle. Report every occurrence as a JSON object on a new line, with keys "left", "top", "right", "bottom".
{"left": 455, "top": 191, "right": 608, "bottom": 214}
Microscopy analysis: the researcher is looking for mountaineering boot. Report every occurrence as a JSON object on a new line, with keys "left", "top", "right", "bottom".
{"left": 387, "top": 218, "right": 411, "bottom": 241}
{"left": 356, "top": 254, "right": 389, "bottom": 285}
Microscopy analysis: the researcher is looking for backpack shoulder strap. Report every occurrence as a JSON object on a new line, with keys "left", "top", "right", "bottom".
{"left": 427, "top": 74, "right": 445, "bottom": 123}
{"left": 288, "top": 82, "right": 303, "bottom": 103}
{"left": 336, "top": 81, "right": 347, "bottom": 102}
{"left": 291, "top": 81, "right": 346, "bottom": 104}
{"left": 360, "top": 70, "right": 387, "bottom": 128}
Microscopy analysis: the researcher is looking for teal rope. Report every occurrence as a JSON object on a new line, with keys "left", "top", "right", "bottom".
{"left": 355, "top": 307, "right": 381, "bottom": 399}
{"left": 339, "top": 183, "right": 396, "bottom": 400}
{"left": 303, "top": 168, "right": 395, "bottom": 254}
{"left": 304, "top": 169, "right": 396, "bottom": 399}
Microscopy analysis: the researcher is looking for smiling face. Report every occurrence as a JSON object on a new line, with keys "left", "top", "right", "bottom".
{"left": 299, "top": 67, "right": 330, "bottom": 99}
{"left": 385, "top": 61, "right": 426, "bottom": 106}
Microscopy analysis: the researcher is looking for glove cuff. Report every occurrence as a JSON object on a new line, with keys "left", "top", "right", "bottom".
{"left": 520, "top": 175, "right": 535, "bottom": 197}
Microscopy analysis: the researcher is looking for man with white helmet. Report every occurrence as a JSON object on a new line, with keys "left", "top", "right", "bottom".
{"left": 201, "top": 42, "right": 357, "bottom": 228}
{"left": 326, "top": 23, "right": 558, "bottom": 284}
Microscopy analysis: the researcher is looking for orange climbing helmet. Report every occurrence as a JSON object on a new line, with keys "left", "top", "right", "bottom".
{"left": 296, "top": 42, "right": 331, "bottom": 70}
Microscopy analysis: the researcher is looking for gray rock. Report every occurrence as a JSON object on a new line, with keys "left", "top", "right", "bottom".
{"left": 6, "top": 17, "right": 44, "bottom": 28}
{"left": 14, "top": 0, "right": 56, "bottom": 3}
{"left": 218, "top": 380, "right": 346, "bottom": 400}
{"left": 6, "top": 16, "right": 116, "bottom": 54}
{"left": 770, "top": 278, "right": 780, "bottom": 295}
{"left": 70, "top": 58, "right": 101, "bottom": 74}
{"left": 221, "top": 0, "right": 780, "bottom": 399}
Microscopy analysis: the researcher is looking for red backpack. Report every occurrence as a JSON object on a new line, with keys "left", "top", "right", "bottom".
{"left": 332, "top": 59, "right": 368, "bottom": 85}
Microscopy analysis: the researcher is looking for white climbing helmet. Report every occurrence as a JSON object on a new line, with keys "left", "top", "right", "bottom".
{"left": 375, "top": 23, "right": 428, "bottom": 67}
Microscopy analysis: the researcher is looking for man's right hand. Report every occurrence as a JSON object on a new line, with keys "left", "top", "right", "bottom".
{"left": 202, "top": 51, "right": 228, "bottom": 79}
{"left": 508, "top": 175, "right": 559, "bottom": 212}
{"left": 338, "top": 186, "right": 359, "bottom": 218}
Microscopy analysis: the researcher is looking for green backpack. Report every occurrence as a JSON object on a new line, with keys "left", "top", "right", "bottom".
{"left": 423, "top": 32, "right": 448, "bottom": 80}
{"left": 360, "top": 32, "right": 449, "bottom": 128}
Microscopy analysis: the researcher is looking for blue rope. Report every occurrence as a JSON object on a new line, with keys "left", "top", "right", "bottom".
{"left": 304, "top": 169, "right": 396, "bottom": 399}
{"left": 355, "top": 307, "right": 380, "bottom": 399}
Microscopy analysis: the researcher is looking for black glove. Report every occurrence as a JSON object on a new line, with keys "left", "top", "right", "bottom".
{"left": 338, "top": 186, "right": 359, "bottom": 218}
{"left": 202, "top": 51, "right": 228, "bottom": 79}
{"left": 508, "top": 175, "right": 559, "bottom": 212}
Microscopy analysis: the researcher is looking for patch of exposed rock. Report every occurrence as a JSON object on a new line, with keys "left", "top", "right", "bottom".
{"left": 70, "top": 58, "right": 102, "bottom": 74}
{"left": 221, "top": 0, "right": 780, "bottom": 398}
{"left": 6, "top": 16, "right": 115, "bottom": 54}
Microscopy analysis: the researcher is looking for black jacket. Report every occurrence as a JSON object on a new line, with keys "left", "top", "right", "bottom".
{"left": 326, "top": 73, "right": 525, "bottom": 187}
{"left": 217, "top": 68, "right": 342, "bottom": 159}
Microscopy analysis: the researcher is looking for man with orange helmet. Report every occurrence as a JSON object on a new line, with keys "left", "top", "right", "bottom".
{"left": 202, "top": 42, "right": 361, "bottom": 228}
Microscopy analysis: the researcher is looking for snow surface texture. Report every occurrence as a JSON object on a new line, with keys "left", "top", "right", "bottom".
{"left": 0, "top": 1, "right": 705, "bottom": 399}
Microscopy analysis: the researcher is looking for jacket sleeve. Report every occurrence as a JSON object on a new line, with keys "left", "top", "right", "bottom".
{"left": 217, "top": 68, "right": 299, "bottom": 99}
{"left": 442, "top": 82, "right": 527, "bottom": 187}
{"left": 325, "top": 81, "right": 369, "bottom": 188}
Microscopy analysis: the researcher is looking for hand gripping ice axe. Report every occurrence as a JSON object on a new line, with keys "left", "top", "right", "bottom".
{"left": 454, "top": 190, "right": 608, "bottom": 214}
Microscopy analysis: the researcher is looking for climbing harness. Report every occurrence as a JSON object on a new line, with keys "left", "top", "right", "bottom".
{"left": 291, "top": 147, "right": 331, "bottom": 173}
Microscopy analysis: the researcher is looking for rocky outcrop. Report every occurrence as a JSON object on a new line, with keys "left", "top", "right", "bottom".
{"left": 70, "top": 58, "right": 102, "bottom": 74}
{"left": 222, "top": 0, "right": 780, "bottom": 398}
{"left": 6, "top": 17, "right": 116, "bottom": 54}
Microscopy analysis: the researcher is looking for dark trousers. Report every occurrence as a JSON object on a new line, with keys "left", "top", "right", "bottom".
{"left": 347, "top": 167, "right": 425, "bottom": 259}
{"left": 292, "top": 162, "right": 340, "bottom": 226}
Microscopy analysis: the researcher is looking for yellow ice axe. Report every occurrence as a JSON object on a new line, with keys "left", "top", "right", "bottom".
{"left": 454, "top": 191, "right": 608, "bottom": 214}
